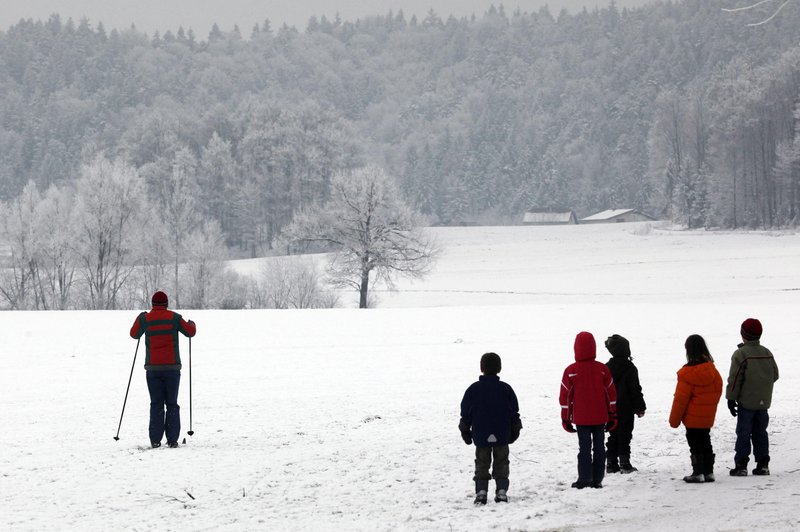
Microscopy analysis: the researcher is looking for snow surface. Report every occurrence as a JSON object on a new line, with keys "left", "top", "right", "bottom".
{"left": 3, "top": 222, "right": 800, "bottom": 531}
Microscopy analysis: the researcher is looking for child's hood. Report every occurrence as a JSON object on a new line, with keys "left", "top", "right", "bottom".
{"left": 678, "top": 361, "right": 718, "bottom": 386}
{"left": 574, "top": 331, "right": 596, "bottom": 361}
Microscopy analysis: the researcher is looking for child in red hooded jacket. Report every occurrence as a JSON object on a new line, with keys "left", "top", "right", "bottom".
{"left": 669, "top": 334, "right": 723, "bottom": 483}
{"left": 559, "top": 331, "right": 618, "bottom": 489}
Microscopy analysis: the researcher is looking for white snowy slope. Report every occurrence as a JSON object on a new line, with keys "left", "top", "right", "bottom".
{"left": 2, "top": 222, "right": 800, "bottom": 531}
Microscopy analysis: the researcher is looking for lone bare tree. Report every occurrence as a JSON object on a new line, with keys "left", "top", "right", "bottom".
{"left": 283, "top": 165, "right": 439, "bottom": 308}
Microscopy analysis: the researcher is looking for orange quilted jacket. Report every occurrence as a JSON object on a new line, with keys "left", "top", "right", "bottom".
{"left": 669, "top": 361, "right": 722, "bottom": 429}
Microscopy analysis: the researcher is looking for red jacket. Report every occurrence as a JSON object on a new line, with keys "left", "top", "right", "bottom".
{"left": 560, "top": 332, "right": 617, "bottom": 426}
{"left": 669, "top": 361, "right": 722, "bottom": 429}
{"left": 130, "top": 306, "right": 196, "bottom": 371}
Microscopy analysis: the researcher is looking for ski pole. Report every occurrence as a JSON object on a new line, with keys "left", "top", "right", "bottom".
{"left": 114, "top": 337, "right": 140, "bottom": 441}
{"left": 187, "top": 336, "right": 194, "bottom": 436}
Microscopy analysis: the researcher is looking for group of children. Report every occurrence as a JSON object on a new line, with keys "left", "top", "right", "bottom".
{"left": 458, "top": 318, "right": 779, "bottom": 504}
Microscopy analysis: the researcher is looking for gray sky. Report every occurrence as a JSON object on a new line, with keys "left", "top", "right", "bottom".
{"left": 2, "top": 1, "right": 655, "bottom": 34}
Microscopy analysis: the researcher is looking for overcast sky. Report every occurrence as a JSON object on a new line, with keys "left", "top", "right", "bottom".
{"left": 2, "top": 1, "right": 655, "bottom": 35}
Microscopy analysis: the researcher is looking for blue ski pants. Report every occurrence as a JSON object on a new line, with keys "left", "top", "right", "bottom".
{"left": 146, "top": 370, "right": 181, "bottom": 444}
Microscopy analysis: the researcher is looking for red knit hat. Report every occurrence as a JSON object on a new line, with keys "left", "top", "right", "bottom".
{"left": 151, "top": 291, "right": 169, "bottom": 307}
{"left": 740, "top": 318, "right": 762, "bottom": 340}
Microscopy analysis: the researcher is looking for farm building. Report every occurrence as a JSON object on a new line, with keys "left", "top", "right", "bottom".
{"left": 580, "top": 208, "right": 656, "bottom": 224}
{"left": 522, "top": 210, "right": 578, "bottom": 225}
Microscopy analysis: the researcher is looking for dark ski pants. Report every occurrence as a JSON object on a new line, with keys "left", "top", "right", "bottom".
{"left": 473, "top": 445, "right": 510, "bottom": 492}
{"left": 734, "top": 407, "right": 770, "bottom": 464}
{"left": 146, "top": 370, "right": 180, "bottom": 444}
{"left": 685, "top": 427, "right": 714, "bottom": 473}
{"left": 606, "top": 413, "right": 635, "bottom": 459}
{"left": 577, "top": 425, "right": 605, "bottom": 483}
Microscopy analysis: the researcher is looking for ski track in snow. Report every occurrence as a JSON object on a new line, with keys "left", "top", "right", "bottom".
{"left": 2, "top": 223, "right": 800, "bottom": 531}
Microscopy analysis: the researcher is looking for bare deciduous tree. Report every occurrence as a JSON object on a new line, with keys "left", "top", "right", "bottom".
{"left": 283, "top": 165, "right": 439, "bottom": 309}
{"left": 36, "top": 185, "right": 77, "bottom": 309}
{"left": 259, "top": 256, "right": 333, "bottom": 309}
{"left": 0, "top": 182, "right": 40, "bottom": 309}
{"left": 184, "top": 220, "right": 228, "bottom": 309}
{"left": 160, "top": 147, "right": 200, "bottom": 307}
{"left": 73, "top": 155, "right": 146, "bottom": 309}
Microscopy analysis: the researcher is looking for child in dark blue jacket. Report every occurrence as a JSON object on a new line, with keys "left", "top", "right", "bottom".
{"left": 459, "top": 352, "right": 522, "bottom": 504}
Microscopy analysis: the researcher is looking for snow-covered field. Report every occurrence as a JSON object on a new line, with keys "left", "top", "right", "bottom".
{"left": 3, "top": 222, "right": 800, "bottom": 531}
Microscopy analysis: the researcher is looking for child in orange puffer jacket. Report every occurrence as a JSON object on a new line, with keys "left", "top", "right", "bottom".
{"left": 669, "top": 334, "right": 723, "bottom": 483}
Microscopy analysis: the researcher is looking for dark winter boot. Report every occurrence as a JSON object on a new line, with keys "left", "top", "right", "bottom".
{"left": 474, "top": 480, "right": 489, "bottom": 505}
{"left": 752, "top": 460, "right": 770, "bottom": 476}
{"left": 606, "top": 456, "right": 620, "bottom": 474}
{"left": 703, "top": 453, "right": 715, "bottom": 483}
{"left": 619, "top": 455, "right": 638, "bottom": 474}
{"left": 494, "top": 478, "right": 509, "bottom": 503}
{"left": 683, "top": 454, "right": 705, "bottom": 483}
{"left": 729, "top": 460, "right": 748, "bottom": 477}
{"left": 571, "top": 480, "right": 592, "bottom": 489}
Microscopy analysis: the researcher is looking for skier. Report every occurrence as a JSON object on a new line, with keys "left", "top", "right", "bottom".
{"left": 459, "top": 352, "right": 522, "bottom": 504}
{"left": 560, "top": 331, "right": 618, "bottom": 489}
{"left": 726, "top": 318, "right": 779, "bottom": 476}
{"left": 130, "top": 291, "right": 196, "bottom": 448}
{"left": 603, "top": 334, "right": 646, "bottom": 474}
{"left": 669, "top": 334, "right": 723, "bottom": 483}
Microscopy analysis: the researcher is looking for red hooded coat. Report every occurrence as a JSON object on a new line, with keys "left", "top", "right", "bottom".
{"left": 559, "top": 332, "right": 618, "bottom": 426}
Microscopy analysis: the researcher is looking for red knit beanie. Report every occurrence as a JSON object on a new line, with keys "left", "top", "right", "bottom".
{"left": 151, "top": 291, "right": 169, "bottom": 307}
{"left": 741, "top": 318, "right": 762, "bottom": 340}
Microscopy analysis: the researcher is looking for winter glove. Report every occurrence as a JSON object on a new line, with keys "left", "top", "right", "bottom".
{"left": 562, "top": 420, "right": 577, "bottom": 433}
{"left": 458, "top": 420, "right": 472, "bottom": 445}
{"left": 509, "top": 419, "right": 522, "bottom": 443}
{"left": 728, "top": 399, "right": 738, "bottom": 417}
{"left": 605, "top": 413, "right": 618, "bottom": 432}
{"left": 636, "top": 411, "right": 645, "bottom": 418}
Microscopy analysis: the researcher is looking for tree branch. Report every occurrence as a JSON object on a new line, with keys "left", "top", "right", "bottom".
{"left": 722, "top": 0, "right": 792, "bottom": 26}
{"left": 722, "top": 0, "right": 780, "bottom": 12}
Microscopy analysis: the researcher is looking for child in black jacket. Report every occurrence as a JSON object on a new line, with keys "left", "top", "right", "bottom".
{"left": 604, "top": 334, "right": 646, "bottom": 473}
{"left": 459, "top": 352, "right": 522, "bottom": 505}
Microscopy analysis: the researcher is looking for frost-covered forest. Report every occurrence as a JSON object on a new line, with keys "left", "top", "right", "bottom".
{"left": 1, "top": 0, "right": 800, "bottom": 309}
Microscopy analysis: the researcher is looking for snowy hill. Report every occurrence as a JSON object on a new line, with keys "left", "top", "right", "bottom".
{"left": 3, "top": 222, "right": 800, "bottom": 531}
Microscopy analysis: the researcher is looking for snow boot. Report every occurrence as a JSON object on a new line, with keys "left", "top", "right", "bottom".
{"left": 619, "top": 455, "right": 638, "bottom": 474}
{"left": 571, "top": 480, "right": 592, "bottom": 489}
{"left": 729, "top": 460, "right": 748, "bottom": 477}
{"left": 606, "top": 456, "right": 620, "bottom": 474}
{"left": 703, "top": 453, "right": 715, "bottom": 482}
{"left": 151, "top": 442, "right": 161, "bottom": 448}
{"left": 683, "top": 454, "right": 705, "bottom": 483}
{"left": 474, "top": 480, "right": 489, "bottom": 505}
{"left": 752, "top": 460, "right": 770, "bottom": 476}
{"left": 167, "top": 441, "right": 179, "bottom": 448}
{"left": 494, "top": 478, "right": 509, "bottom": 502}
{"left": 591, "top": 480, "right": 603, "bottom": 489}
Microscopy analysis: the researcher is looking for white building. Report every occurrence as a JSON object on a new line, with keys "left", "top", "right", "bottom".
{"left": 580, "top": 209, "right": 656, "bottom": 224}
